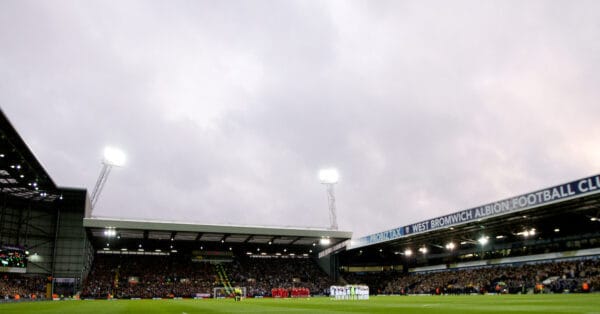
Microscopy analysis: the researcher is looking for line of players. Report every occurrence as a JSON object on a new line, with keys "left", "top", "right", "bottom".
{"left": 271, "top": 287, "right": 310, "bottom": 298}
{"left": 330, "top": 285, "right": 369, "bottom": 300}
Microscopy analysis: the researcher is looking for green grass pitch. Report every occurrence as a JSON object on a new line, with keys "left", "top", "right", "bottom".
{"left": 1, "top": 294, "right": 599, "bottom": 314}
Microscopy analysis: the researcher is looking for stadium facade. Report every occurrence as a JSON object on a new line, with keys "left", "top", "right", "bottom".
{"left": 335, "top": 174, "right": 600, "bottom": 274}
{"left": 0, "top": 110, "right": 92, "bottom": 294}
{"left": 1, "top": 108, "right": 599, "bottom": 298}
{"left": 0, "top": 109, "right": 351, "bottom": 296}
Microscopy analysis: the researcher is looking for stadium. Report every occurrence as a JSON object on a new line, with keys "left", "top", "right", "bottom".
{"left": 1, "top": 104, "right": 600, "bottom": 314}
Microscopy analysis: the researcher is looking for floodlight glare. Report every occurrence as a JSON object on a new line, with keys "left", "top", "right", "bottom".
{"left": 320, "top": 238, "right": 331, "bottom": 245}
{"left": 103, "top": 229, "right": 117, "bottom": 237}
{"left": 478, "top": 236, "right": 489, "bottom": 245}
{"left": 319, "top": 168, "right": 339, "bottom": 184}
{"left": 103, "top": 146, "right": 126, "bottom": 167}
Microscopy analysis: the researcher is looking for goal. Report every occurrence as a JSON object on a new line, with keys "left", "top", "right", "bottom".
{"left": 213, "top": 286, "right": 247, "bottom": 299}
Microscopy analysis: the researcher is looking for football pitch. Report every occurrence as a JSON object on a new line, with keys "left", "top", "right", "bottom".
{"left": 1, "top": 294, "right": 599, "bottom": 314}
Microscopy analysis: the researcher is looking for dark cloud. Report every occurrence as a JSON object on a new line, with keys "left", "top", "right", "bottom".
{"left": 2, "top": 0, "right": 599, "bottom": 237}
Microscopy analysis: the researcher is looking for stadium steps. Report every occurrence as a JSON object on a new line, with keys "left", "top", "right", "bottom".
{"left": 215, "top": 264, "right": 233, "bottom": 294}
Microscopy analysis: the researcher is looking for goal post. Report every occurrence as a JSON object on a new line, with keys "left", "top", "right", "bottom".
{"left": 213, "top": 286, "right": 246, "bottom": 299}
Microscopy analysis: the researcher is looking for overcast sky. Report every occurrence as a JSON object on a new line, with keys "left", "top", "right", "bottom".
{"left": 1, "top": 0, "right": 599, "bottom": 237}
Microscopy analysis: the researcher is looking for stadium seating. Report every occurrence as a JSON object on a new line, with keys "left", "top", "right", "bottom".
{"left": 0, "top": 274, "right": 46, "bottom": 301}
{"left": 79, "top": 254, "right": 600, "bottom": 299}
{"left": 81, "top": 254, "right": 332, "bottom": 299}
{"left": 344, "top": 258, "right": 600, "bottom": 295}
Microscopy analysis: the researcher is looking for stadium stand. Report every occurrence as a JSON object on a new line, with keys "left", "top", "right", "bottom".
{"left": 344, "top": 258, "right": 600, "bottom": 295}
{"left": 228, "top": 256, "right": 333, "bottom": 296}
{"left": 78, "top": 253, "right": 600, "bottom": 299}
{"left": 81, "top": 254, "right": 333, "bottom": 299}
{"left": 82, "top": 254, "right": 215, "bottom": 299}
{"left": 1, "top": 274, "right": 46, "bottom": 300}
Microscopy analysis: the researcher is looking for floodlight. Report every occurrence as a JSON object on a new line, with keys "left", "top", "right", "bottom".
{"left": 319, "top": 168, "right": 339, "bottom": 184}
{"left": 404, "top": 249, "right": 413, "bottom": 256}
{"left": 320, "top": 238, "right": 331, "bottom": 245}
{"left": 478, "top": 236, "right": 489, "bottom": 245}
{"left": 519, "top": 228, "right": 536, "bottom": 237}
{"left": 445, "top": 242, "right": 455, "bottom": 250}
{"left": 103, "top": 146, "right": 126, "bottom": 167}
{"left": 518, "top": 231, "right": 528, "bottom": 237}
{"left": 104, "top": 228, "right": 117, "bottom": 237}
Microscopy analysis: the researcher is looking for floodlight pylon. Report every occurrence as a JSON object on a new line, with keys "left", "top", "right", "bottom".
{"left": 90, "top": 147, "right": 125, "bottom": 211}
{"left": 325, "top": 183, "right": 338, "bottom": 230}
{"left": 319, "top": 169, "right": 339, "bottom": 231}
{"left": 90, "top": 162, "right": 112, "bottom": 209}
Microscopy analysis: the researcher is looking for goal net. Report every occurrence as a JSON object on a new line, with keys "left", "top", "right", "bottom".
{"left": 213, "top": 286, "right": 247, "bottom": 299}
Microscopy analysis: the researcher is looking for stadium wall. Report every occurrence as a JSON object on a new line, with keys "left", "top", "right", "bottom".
{"left": 51, "top": 208, "right": 93, "bottom": 281}
{"left": 317, "top": 254, "right": 341, "bottom": 282}
{"left": 0, "top": 192, "right": 92, "bottom": 290}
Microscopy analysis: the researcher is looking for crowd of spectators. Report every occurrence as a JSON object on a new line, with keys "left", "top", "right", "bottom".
{"left": 344, "top": 258, "right": 600, "bottom": 295}
{"left": 1, "top": 274, "right": 46, "bottom": 301}
{"left": 81, "top": 254, "right": 331, "bottom": 299}
{"left": 7, "top": 255, "right": 599, "bottom": 300}
{"left": 82, "top": 255, "right": 214, "bottom": 299}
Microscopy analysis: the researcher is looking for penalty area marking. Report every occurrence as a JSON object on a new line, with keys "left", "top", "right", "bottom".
{"left": 422, "top": 304, "right": 440, "bottom": 307}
